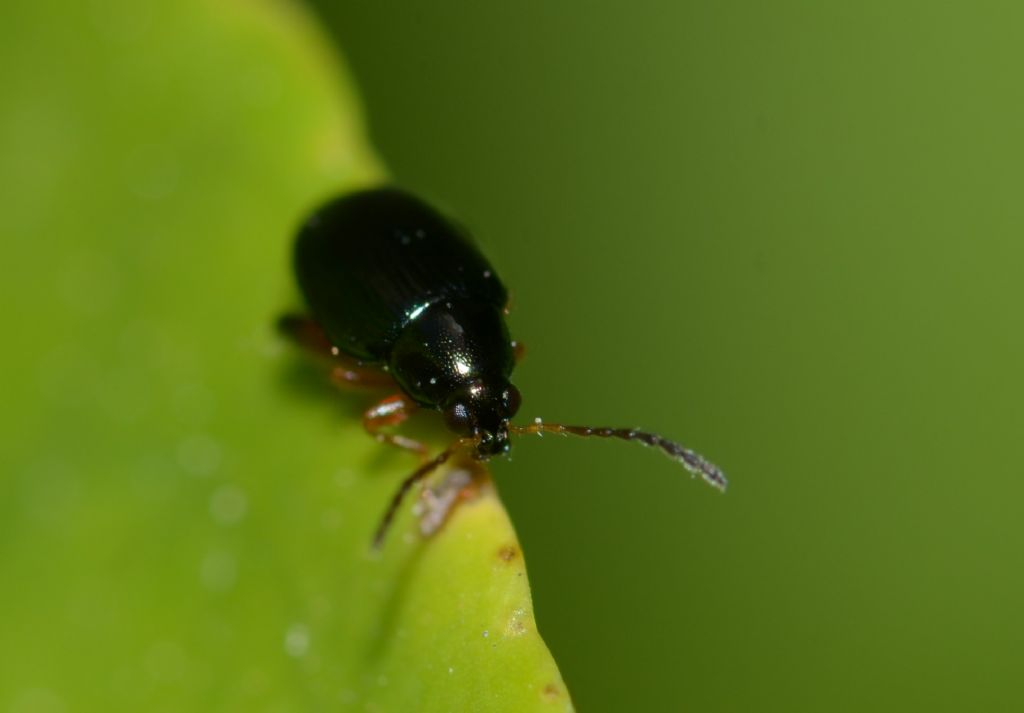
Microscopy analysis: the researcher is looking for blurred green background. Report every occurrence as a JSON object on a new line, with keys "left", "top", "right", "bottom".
{"left": 4, "top": 0, "right": 1023, "bottom": 711}
{"left": 314, "top": 2, "right": 1024, "bottom": 711}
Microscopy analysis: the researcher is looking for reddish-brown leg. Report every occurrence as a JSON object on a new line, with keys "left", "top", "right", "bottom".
{"left": 416, "top": 454, "right": 490, "bottom": 537}
{"left": 363, "top": 393, "right": 429, "bottom": 461}
{"left": 328, "top": 362, "right": 395, "bottom": 390}
{"left": 279, "top": 313, "right": 394, "bottom": 390}
{"left": 511, "top": 340, "right": 526, "bottom": 363}
{"left": 503, "top": 291, "right": 516, "bottom": 316}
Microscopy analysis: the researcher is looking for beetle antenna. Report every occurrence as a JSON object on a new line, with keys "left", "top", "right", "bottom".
{"left": 508, "top": 420, "right": 727, "bottom": 491}
{"left": 372, "top": 441, "right": 465, "bottom": 549}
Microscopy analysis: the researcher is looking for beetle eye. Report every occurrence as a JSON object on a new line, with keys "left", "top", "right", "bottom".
{"left": 443, "top": 401, "right": 474, "bottom": 436}
{"left": 501, "top": 385, "right": 522, "bottom": 417}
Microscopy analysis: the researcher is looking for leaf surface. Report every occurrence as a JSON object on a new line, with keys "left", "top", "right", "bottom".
{"left": 0, "top": 1, "right": 571, "bottom": 710}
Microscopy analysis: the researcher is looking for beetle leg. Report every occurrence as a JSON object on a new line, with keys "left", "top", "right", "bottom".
{"left": 327, "top": 362, "right": 394, "bottom": 390}
{"left": 278, "top": 312, "right": 334, "bottom": 354}
{"left": 363, "top": 393, "right": 429, "bottom": 461}
{"left": 511, "top": 340, "right": 526, "bottom": 363}
{"left": 279, "top": 313, "right": 393, "bottom": 389}
{"left": 416, "top": 454, "right": 489, "bottom": 537}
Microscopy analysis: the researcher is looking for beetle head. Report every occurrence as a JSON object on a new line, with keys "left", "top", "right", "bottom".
{"left": 442, "top": 380, "right": 521, "bottom": 459}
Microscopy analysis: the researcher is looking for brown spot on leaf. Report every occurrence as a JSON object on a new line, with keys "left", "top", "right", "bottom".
{"left": 541, "top": 683, "right": 561, "bottom": 701}
{"left": 497, "top": 544, "right": 518, "bottom": 562}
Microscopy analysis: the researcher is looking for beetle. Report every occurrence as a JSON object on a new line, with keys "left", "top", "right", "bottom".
{"left": 279, "top": 187, "right": 726, "bottom": 547}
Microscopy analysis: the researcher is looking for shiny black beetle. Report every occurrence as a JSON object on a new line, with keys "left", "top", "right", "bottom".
{"left": 279, "top": 188, "right": 726, "bottom": 546}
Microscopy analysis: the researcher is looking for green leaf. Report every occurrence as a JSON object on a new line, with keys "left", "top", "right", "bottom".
{"left": 0, "top": 1, "right": 571, "bottom": 710}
